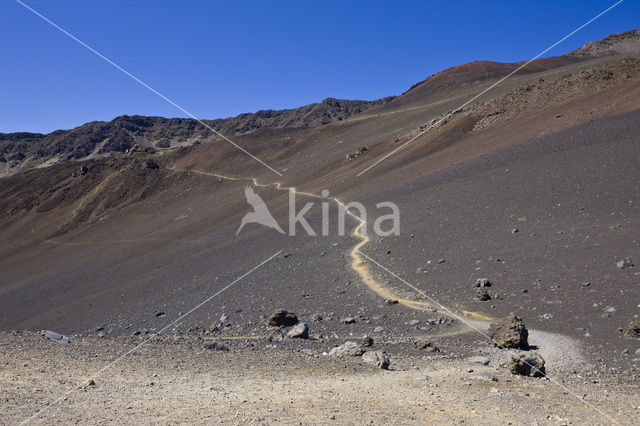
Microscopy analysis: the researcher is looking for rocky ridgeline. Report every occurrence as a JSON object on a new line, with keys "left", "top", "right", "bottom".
{"left": 0, "top": 96, "right": 395, "bottom": 177}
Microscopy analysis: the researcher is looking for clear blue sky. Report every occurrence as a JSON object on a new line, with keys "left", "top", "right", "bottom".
{"left": 1, "top": 0, "right": 638, "bottom": 134}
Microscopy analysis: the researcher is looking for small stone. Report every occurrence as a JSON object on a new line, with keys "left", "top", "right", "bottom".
{"left": 311, "top": 314, "right": 323, "bottom": 322}
{"left": 475, "top": 278, "right": 491, "bottom": 288}
{"left": 437, "top": 259, "right": 445, "bottom": 264}
{"left": 414, "top": 339, "right": 436, "bottom": 351}
{"left": 219, "top": 314, "right": 228, "bottom": 322}
{"left": 624, "top": 320, "right": 640, "bottom": 338}
{"left": 511, "top": 228, "right": 519, "bottom": 234}
{"left": 362, "top": 335, "right": 374, "bottom": 346}
{"left": 341, "top": 317, "right": 357, "bottom": 324}
{"left": 408, "top": 320, "right": 420, "bottom": 326}
{"left": 361, "top": 351, "right": 390, "bottom": 369}
{"left": 617, "top": 257, "right": 633, "bottom": 268}
{"left": 203, "top": 341, "right": 229, "bottom": 351}
{"left": 383, "top": 299, "right": 398, "bottom": 306}
{"left": 509, "top": 352, "right": 545, "bottom": 377}
{"left": 41, "top": 330, "right": 69, "bottom": 343}
{"left": 286, "top": 323, "right": 309, "bottom": 339}
{"left": 477, "top": 288, "right": 491, "bottom": 301}
{"left": 372, "top": 326, "right": 385, "bottom": 333}
{"left": 469, "top": 356, "right": 491, "bottom": 366}
{"left": 155, "top": 312, "right": 166, "bottom": 318}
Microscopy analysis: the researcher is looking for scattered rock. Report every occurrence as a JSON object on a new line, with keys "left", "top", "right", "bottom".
{"left": 86, "top": 379, "right": 96, "bottom": 387}
{"left": 346, "top": 146, "right": 368, "bottom": 160}
{"left": 361, "top": 350, "right": 390, "bottom": 369}
{"left": 414, "top": 339, "right": 439, "bottom": 352}
{"left": 144, "top": 159, "right": 159, "bottom": 169}
{"left": 329, "top": 341, "right": 365, "bottom": 357}
{"left": 203, "top": 341, "right": 229, "bottom": 351}
{"left": 474, "top": 372, "right": 499, "bottom": 382}
{"left": 408, "top": 319, "right": 420, "bottom": 326}
{"left": 155, "top": 312, "right": 166, "bottom": 318}
{"left": 286, "top": 322, "right": 309, "bottom": 339}
{"left": 41, "top": 330, "right": 69, "bottom": 343}
{"left": 362, "top": 335, "right": 374, "bottom": 346}
{"left": 469, "top": 356, "right": 491, "bottom": 366}
{"left": 341, "top": 317, "right": 357, "bottom": 324}
{"left": 488, "top": 314, "right": 529, "bottom": 349}
{"left": 477, "top": 288, "right": 491, "bottom": 301}
{"left": 267, "top": 310, "right": 298, "bottom": 327}
{"left": 372, "top": 326, "right": 385, "bottom": 333}
{"left": 624, "top": 320, "right": 640, "bottom": 338}
{"left": 617, "top": 257, "right": 634, "bottom": 268}
{"left": 509, "top": 352, "right": 545, "bottom": 377}
{"left": 311, "top": 314, "right": 323, "bottom": 322}
{"left": 475, "top": 278, "right": 492, "bottom": 288}
{"left": 383, "top": 298, "right": 398, "bottom": 305}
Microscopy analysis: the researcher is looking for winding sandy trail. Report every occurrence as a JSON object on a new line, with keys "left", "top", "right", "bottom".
{"left": 177, "top": 167, "right": 492, "bottom": 325}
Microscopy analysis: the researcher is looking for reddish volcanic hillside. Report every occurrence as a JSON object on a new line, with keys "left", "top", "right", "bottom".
{"left": 404, "top": 56, "right": 586, "bottom": 95}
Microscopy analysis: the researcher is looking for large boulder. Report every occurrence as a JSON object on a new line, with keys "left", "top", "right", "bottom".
{"left": 361, "top": 350, "right": 390, "bottom": 369}
{"left": 509, "top": 352, "right": 545, "bottom": 377}
{"left": 267, "top": 310, "right": 298, "bottom": 327}
{"left": 488, "top": 314, "right": 529, "bottom": 349}
{"left": 286, "top": 322, "right": 309, "bottom": 339}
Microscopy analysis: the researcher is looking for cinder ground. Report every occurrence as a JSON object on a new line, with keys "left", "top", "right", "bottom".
{"left": 2, "top": 332, "right": 638, "bottom": 425}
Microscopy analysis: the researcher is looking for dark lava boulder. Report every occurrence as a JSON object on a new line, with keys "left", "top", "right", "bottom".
{"left": 267, "top": 309, "right": 298, "bottom": 327}
{"left": 509, "top": 352, "right": 545, "bottom": 377}
{"left": 488, "top": 314, "right": 529, "bottom": 349}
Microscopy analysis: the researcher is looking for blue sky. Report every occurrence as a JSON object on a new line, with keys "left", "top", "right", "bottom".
{"left": 1, "top": 0, "right": 638, "bottom": 134}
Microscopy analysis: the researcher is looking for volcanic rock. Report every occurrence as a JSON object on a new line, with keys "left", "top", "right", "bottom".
{"left": 509, "top": 352, "right": 545, "bottom": 377}
{"left": 267, "top": 310, "right": 298, "bottom": 327}
{"left": 361, "top": 351, "right": 390, "bottom": 369}
{"left": 488, "top": 315, "right": 529, "bottom": 349}
{"left": 286, "top": 322, "right": 309, "bottom": 339}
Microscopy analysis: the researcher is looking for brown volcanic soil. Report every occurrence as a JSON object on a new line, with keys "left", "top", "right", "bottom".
{"left": 1, "top": 38, "right": 640, "bottom": 423}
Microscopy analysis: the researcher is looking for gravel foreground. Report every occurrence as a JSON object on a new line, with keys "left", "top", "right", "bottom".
{"left": 2, "top": 332, "right": 638, "bottom": 425}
